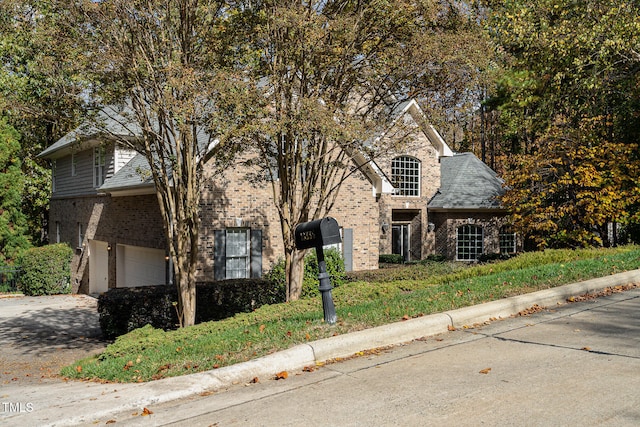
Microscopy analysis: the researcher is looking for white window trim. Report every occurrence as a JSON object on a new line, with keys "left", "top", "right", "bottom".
{"left": 456, "top": 224, "right": 483, "bottom": 261}
{"left": 78, "top": 223, "right": 84, "bottom": 249}
{"left": 51, "top": 160, "right": 57, "bottom": 193}
{"left": 94, "top": 146, "right": 106, "bottom": 188}
{"left": 500, "top": 227, "right": 517, "bottom": 254}
{"left": 225, "top": 228, "right": 250, "bottom": 279}
{"left": 71, "top": 153, "right": 77, "bottom": 177}
{"left": 391, "top": 155, "right": 421, "bottom": 197}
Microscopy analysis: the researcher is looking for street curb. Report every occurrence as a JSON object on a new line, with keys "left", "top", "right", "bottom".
{"left": 8, "top": 269, "right": 640, "bottom": 426}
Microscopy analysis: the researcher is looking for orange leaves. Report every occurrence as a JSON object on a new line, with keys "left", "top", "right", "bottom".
{"left": 275, "top": 371, "right": 288, "bottom": 380}
{"left": 479, "top": 368, "right": 492, "bottom": 375}
{"left": 259, "top": 324, "right": 266, "bottom": 333}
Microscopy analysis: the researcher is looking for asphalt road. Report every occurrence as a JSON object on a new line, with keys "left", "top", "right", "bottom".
{"left": 112, "top": 287, "right": 640, "bottom": 427}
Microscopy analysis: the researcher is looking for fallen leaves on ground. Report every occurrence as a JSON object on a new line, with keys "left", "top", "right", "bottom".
{"left": 275, "top": 371, "right": 288, "bottom": 380}
{"left": 479, "top": 368, "right": 492, "bottom": 374}
{"left": 516, "top": 304, "right": 545, "bottom": 316}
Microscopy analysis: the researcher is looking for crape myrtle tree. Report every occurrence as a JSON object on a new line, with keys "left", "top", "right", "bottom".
{"left": 483, "top": 0, "right": 640, "bottom": 248}
{"left": 61, "top": 0, "right": 240, "bottom": 327}
{"left": 224, "top": 0, "right": 489, "bottom": 301}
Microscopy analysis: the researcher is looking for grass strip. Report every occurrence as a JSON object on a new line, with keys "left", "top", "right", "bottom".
{"left": 62, "top": 246, "right": 640, "bottom": 383}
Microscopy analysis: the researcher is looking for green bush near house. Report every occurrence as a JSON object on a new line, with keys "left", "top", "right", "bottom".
{"left": 18, "top": 244, "right": 73, "bottom": 296}
{"left": 264, "top": 247, "right": 346, "bottom": 299}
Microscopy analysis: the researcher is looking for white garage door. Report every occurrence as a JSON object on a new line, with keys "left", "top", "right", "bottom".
{"left": 89, "top": 240, "right": 109, "bottom": 294}
{"left": 116, "top": 245, "right": 166, "bottom": 288}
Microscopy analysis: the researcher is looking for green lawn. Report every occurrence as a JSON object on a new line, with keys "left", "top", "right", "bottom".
{"left": 62, "top": 245, "right": 640, "bottom": 383}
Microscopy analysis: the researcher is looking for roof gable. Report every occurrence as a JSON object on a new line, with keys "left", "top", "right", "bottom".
{"left": 98, "top": 153, "right": 155, "bottom": 196}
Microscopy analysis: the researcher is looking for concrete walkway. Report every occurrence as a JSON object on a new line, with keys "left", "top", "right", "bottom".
{"left": 1, "top": 269, "right": 639, "bottom": 426}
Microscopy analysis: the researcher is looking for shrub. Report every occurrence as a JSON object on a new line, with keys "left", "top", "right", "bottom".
{"left": 98, "top": 279, "right": 284, "bottom": 339}
{"left": 478, "top": 252, "right": 514, "bottom": 263}
{"left": 18, "top": 244, "right": 73, "bottom": 295}
{"left": 424, "top": 254, "right": 447, "bottom": 263}
{"left": 379, "top": 254, "right": 404, "bottom": 264}
{"left": 265, "top": 248, "right": 346, "bottom": 299}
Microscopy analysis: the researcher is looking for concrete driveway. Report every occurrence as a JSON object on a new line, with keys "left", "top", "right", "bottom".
{"left": 0, "top": 294, "right": 107, "bottom": 385}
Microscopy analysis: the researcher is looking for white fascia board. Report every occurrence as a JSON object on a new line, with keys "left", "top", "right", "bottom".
{"left": 406, "top": 101, "right": 454, "bottom": 158}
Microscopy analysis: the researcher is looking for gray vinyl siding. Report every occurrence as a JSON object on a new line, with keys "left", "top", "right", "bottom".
{"left": 52, "top": 144, "right": 117, "bottom": 198}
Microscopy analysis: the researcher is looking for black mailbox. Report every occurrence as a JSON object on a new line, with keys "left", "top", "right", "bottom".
{"left": 294, "top": 217, "right": 342, "bottom": 250}
{"left": 294, "top": 217, "right": 342, "bottom": 324}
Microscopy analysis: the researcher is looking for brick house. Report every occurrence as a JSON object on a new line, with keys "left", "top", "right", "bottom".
{"left": 39, "top": 100, "right": 517, "bottom": 294}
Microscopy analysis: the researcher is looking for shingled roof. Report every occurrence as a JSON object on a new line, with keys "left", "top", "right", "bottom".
{"left": 428, "top": 153, "right": 505, "bottom": 210}
{"left": 99, "top": 153, "right": 155, "bottom": 195}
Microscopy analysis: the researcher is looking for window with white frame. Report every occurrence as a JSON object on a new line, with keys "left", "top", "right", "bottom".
{"left": 500, "top": 226, "right": 517, "bottom": 254}
{"left": 391, "top": 156, "right": 420, "bottom": 196}
{"left": 457, "top": 224, "right": 483, "bottom": 261}
{"left": 94, "top": 146, "right": 106, "bottom": 187}
{"left": 78, "top": 223, "right": 84, "bottom": 249}
{"left": 51, "top": 160, "right": 57, "bottom": 192}
{"left": 71, "top": 153, "right": 77, "bottom": 176}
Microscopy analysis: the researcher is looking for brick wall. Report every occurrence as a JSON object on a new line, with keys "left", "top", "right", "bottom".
{"left": 430, "top": 211, "right": 512, "bottom": 260}
{"left": 375, "top": 124, "right": 442, "bottom": 261}
{"left": 197, "top": 151, "right": 380, "bottom": 279}
{"left": 49, "top": 194, "right": 165, "bottom": 292}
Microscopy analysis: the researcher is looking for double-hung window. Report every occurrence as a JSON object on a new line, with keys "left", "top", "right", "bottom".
{"left": 51, "top": 160, "right": 57, "bottom": 192}
{"left": 225, "top": 229, "right": 250, "bottom": 279}
{"left": 94, "top": 146, "right": 106, "bottom": 187}
{"left": 391, "top": 156, "right": 420, "bottom": 196}
{"left": 71, "top": 153, "right": 77, "bottom": 177}
{"left": 214, "top": 228, "right": 262, "bottom": 280}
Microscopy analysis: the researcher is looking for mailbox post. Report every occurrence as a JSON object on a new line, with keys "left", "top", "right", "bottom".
{"left": 294, "top": 217, "right": 342, "bottom": 325}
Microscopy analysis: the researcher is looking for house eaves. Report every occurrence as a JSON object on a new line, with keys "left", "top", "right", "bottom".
{"left": 98, "top": 153, "right": 156, "bottom": 197}
{"left": 38, "top": 105, "right": 141, "bottom": 160}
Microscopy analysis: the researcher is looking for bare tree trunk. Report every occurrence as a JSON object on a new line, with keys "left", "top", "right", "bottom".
{"left": 285, "top": 248, "right": 305, "bottom": 301}
{"left": 174, "top": 263, "right": 196, "bottom": 327}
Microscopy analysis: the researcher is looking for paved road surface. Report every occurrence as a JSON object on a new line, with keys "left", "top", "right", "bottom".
{"left": 112, "top": 287, "right": 640, "bottom": 426}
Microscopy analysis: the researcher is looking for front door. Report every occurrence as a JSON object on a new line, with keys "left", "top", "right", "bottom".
{"left": 392, "top": 224, "right": 410, "bottom": 262}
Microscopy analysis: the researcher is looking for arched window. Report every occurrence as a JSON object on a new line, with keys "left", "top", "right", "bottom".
{"left": 391, "top": 156, "right": 420, "bottom": 196}
{"left": 500, "top": 226, "right": 517, "bottom": 254}
{"left": 457, "top": 224, "right": 483, "bottom": 261}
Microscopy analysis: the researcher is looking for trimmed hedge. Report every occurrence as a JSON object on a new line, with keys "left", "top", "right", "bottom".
{"left": 18, "top": 244, "right": 73, "bottom": 296}
{"left": 98, "top": 279, "right": 285, "bottom": 339}
{"left": 379, "top": 254, "right": 404, "bottom": 264}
